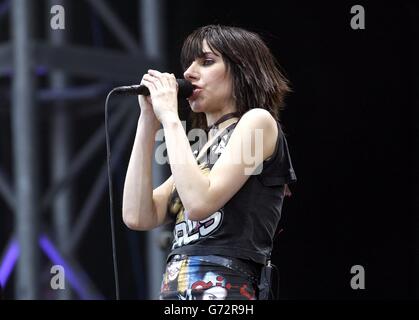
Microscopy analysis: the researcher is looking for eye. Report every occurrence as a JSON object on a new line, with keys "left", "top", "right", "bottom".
{"left": 202, "top": 59, "right": 214, "bottom": 66}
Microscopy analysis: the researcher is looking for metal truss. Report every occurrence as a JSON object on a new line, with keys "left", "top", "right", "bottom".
{"left": 0, "top": 0, "right": 168, "bottom": 299}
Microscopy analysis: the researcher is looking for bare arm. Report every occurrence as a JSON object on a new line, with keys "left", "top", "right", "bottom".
{"left": 162, "top": 108, "right": 278, "bottom": 221}
{"left": 139, "top": 70, "right": 278, "bottom": 222}
{"left": 122, "top": 109, "right": 173, "bottom": 231}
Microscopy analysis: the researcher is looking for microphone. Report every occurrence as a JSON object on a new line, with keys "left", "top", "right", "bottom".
{"left": 113, "top": 79, "right": 193, "bottom": 99}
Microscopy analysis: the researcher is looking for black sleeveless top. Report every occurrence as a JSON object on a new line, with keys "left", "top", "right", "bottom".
{"left": 166, "top": 120, "right": 297, "bottom": 265}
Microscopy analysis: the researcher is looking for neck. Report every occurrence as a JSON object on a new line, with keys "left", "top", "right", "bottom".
{"left": 205, "top": 108, "right": 236, "bottom": 127}
{"left": 206, "top": 111, "right": 240, "bottom": 140}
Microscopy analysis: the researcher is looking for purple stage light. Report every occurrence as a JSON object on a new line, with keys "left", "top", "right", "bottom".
{"left": 0, "top": 235, "right": 103, "bottom": 299}
{"left": 0, "top": 0, "right": 10, "bottom": 18}
{"left": 39, "top": 235, "right": 100, "bottom": 300}
{"left": 0, "top": 238, "right": 19, "bottom": 287}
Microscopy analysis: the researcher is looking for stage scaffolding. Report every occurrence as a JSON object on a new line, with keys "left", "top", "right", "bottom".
{"left": 0, "top": 0, "right": 169, "bottom": 299}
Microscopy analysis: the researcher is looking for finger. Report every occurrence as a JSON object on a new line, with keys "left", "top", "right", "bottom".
{"left": 160, "top": 73, "right": 177, "bottom": 91}
{"left": 159, "top": 72, "right": 173, "bottom": 88}
{"left": 149, "top": 69, "right": 175, "bottom": 88}
{"left": 143, "top": 74, "right": 163, "bottom": 91}
{"left": 141, "top": 78, "right": 156, "bottom": 94}
{"left": 170, "top": 73, "right": 179, "bottom": 91}
{"left": 140, "top": 73, "right": 153, "bottom": 86}
{"left": 168, "top": 73, "right": 177, "bottom": 86}
{"left": 145, "top": 72, "right": 164, "bottom": 90}
{"left": 148, "top": 69, "right": 162, "bottom": 78}
{"left": 147, "top": 69, "right": 163, "bottom": 84}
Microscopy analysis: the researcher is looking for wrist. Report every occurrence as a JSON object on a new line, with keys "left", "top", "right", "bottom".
{"left": 161, "top": 113, "right": 181, "bottom": 127}
{"left": 139, "top": 112, "right": 160, "bottom": 130}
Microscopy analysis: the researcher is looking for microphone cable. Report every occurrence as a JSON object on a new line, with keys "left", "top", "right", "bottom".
{"left": 104, "top": 89, "right": 120, "bottom": 300}
{"left": 103, "top": 80, "right": 191, "bottom": 300}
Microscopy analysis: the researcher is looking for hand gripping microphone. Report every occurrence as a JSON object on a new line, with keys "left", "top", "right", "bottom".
{"left": 113, "top": 79, "right": 193, "bottom": 99}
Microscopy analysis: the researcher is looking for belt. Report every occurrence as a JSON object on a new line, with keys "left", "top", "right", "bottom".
{"left": 170, "top": 254, "right": 259, "bottom": 285}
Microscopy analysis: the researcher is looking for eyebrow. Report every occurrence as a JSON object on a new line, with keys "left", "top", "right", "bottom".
{"left": 199, "top": 51, "right": 220, "bottom": 58}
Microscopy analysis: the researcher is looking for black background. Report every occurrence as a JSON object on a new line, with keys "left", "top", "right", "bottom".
{"left": 166, "top": 1, "right": 416, "bottom": 300}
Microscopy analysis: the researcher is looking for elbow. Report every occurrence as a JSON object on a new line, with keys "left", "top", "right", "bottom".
{"left": 122, "top": 211, "right": 140, "bottom": 230}
{"left": 122, "top": 208, "right": 150, "bottom": 231}
{"left": 184, "top": 203, "right": 214, "bottom": 221}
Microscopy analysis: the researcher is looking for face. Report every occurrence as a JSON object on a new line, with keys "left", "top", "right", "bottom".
{"left": 183, "top": 40, "right": 235, "bottom": 113}
{"left": 202, "top": 286, "right": 228, "bottom": 300}
{"left": 166, "top": 260, "right": 182, "bottom": 281}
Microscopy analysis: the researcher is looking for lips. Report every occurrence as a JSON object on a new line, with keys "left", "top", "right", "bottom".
{"left": 189, "top": 85, "right": 202, "bottom": 100}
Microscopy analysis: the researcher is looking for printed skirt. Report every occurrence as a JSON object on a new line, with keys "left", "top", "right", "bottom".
{"left": 160, "top": 254, "right": 259, "bottom": 300}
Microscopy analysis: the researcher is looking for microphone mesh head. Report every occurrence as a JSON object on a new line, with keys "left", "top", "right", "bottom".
{"left": 177, "top": 79, "right": 193, "bottom": 99}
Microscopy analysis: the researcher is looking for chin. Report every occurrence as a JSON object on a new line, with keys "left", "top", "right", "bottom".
{"left": 189, "top": 102, "right": 204, "bottom": 113}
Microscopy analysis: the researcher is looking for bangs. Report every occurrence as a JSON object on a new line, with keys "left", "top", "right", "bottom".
{"left": 181, "top": 35, "right": 204, "bottom": 71}
{"left": 180, "top": 27, "right": 221, "bottom": 71}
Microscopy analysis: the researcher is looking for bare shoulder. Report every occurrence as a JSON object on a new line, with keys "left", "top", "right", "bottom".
{"left": 237, "top": 108, "right": 278, "bottom": 136}
{"left": 234, "top": 108, "right": 278, "bottom": 160}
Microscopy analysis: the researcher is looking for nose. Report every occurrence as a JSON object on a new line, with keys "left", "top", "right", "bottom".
{"left": 183, "top": 62, "right": 199, "bottom": 81}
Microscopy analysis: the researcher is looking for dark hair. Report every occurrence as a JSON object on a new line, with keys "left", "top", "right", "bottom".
{"left": 181, "top": 25, "right": 291, "bottom": 129}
